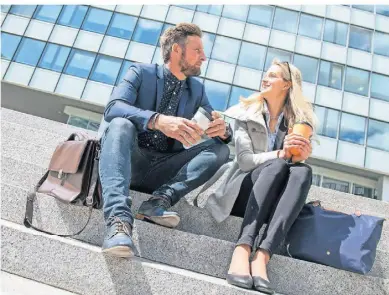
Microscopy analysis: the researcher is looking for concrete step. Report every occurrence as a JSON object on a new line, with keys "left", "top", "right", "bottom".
{"left": 1, "top": 220, "right": 264, "bottom": 295}
{"left": 1, "top": 181, "right": 389, "bottom": 293}
{"left": 1, "top": 271, "right": 79, "bottom": 295}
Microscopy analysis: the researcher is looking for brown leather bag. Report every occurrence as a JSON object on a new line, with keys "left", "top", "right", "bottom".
{"left": 24, "top": 133, "right": 102, "bottom": 237}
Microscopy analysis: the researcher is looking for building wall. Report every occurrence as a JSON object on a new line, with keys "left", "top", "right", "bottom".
{"left": 1, "top": 4, "right": 389, "bottom": 198}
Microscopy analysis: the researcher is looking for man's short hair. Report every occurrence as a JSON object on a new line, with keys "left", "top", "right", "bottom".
{"left": 160, "top": 23, "right": 203, "bottom": 63}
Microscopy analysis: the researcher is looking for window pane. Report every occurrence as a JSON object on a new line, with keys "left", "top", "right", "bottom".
{"left": 196, "top": 5, "right": 223, "bottom": 16}
{"left": 33, "top": 5, "right": 62, "bottom": 23}
{"left": 314, "top": 106, "right": 339, "bottom": 139}
{"left": 353, "top": 184, "right": 374, "bottom": 199}
{"left": 106, "top": 13, "right": 137, "bottom": 40}
{"left": 116, "top": 60, "right": 134, "bottom": 85}
{"left": 64, "top": 49, "right": 96, "bottom": 79}
{"left": 273, "top": 8, "right": 298, "bottom": 34}
{"left": 293, "top": 54, "right": 318, "bottom": 84}
{"left": 265, "top": 48, "right": 292, "bottom": 70}
{"left": 339, "top": 112, "right": 366, "bottom": 145}
{"left": 1, "top": 5, "right": 11, "bottom": 13}
{"left": 318, "top": 61, "right": 343, "bottom": 90}
{"left": 371, "top": 73, "right": 389, "bottom": 102}
{"left": 367, "top": 119, "right": 389, "bottom": 152}
{"left": 58, "top": 5, "right": 88, "bottom": 29}
{"left": 211, "top": 36, "right": 241, "bottom": 64}
{"left": 38, "top": 43, "right": 71, "bottom": 72}
{"left": 82, "top": 7, "right": 113, "bottom": 34}
{"left": 222, "top": 5, "right": 249, "bottom": 21}
{"left": 344, "top": 67, "right": 369, "bottom": 96}
{"left": 376, "top": 5, "right": 389, "bottom": 16}
{"left": 10, "top": 5, "right": 37, "bottom": 18}
{"left": 204, "top": 80, "right": 231, "bottom": 111}
{"left": 374, "top": 31, "right": 389, "bottom": 57}
{"left": 352, "top": 5, "right": 374, "bottom": 12}
{"left": 87, "top": 121, "right": 100, "bottom": 132}
{"left": 349, "top": 26, "right": 372, "bottom": 52}
{"left": 90, "top": 55, "right": 122, "bottom": 85}
{"left": 132, "top": 18, "right": 163, "bottom": 46}
{"left": 175, "top": 5, "right": 196, "bottom": 10}
{"left": 298, "top": 13, "right": 323, "bottom": 40}
{"left": 1, "top": 33, "right": 22, "bottom": 60}
{"left": 323, "top": 19, "right": 348, "bottom": 46}
{"left": 14, "top": 38, "right": 45, "bottom": 67}
{"left": 228, "top": 86, "right": 254, "bottom": 108}
{"left": 312, "top": 174, "right": 321, "bottom": 186}
{"left": 202, "top": 32, "right": 216, "bottom": 58}
{"left": 247, "top": 5, "right": 274, "bottom": 28}
{"left": 67, "top": 115, "right": 88, "bottom": 129}
{"left": 322, "top": 177, "right": 349, "bottom": 193}
{"left": 238, "top": 42, "right": 266, "bottom": 70}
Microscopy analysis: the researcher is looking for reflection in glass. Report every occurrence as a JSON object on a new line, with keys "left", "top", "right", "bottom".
{"left": 228, "top": 86, "right": 254, "bottom": 108}
{"left": 33, "top": 5, "right": 62, "bottom": 23}
{"left": 344, "top": 67, "right": 369, "bottom": 96}
{"left": 349, "top": 26, "right": 372, "bottom": 52}
{"left": 211, "top": 36, "right": 241, "bottom": 64}
{"left": 1, "top": 5, "right": 11, "bottom": 13}
{"left": 314, "top": 106, "right": 339, "bottom": 139}
{"left": 67, "top": 115, "right": 88, "bottom": 129}
{"left": 89, "top": 55, "right": 122, "bottom": 85}
{"left": 318, "top": 61, "right": 343, "bottom": 90}
{"left": 116, "top": 60, "right": 134, "bottom": 85}
{"left": 374, "top": 31, "right": 389, "bottom": 57}
{"left": 272, "top": 8, "right": 298, "bottom": 34}
{"left": 265, "top": 48, "right": 292, "bottom": 70}
{"left": 376, "top": 5, "right": 389, "bottom": 16}
{"left": 175, "top": 5, "right": 196, "bottom": 10}
{"left": 1, "top": 33, "right": 22, "bottom": 60}
{"left": 322, "top": 177, "right": 349, "bottom": 193}
{"left": 196, "top": 5, "right": 223, "bottom": 16}
{"left": 323, "top": 19, "right": 348, "bottom": 46}
{"left": 238, "top": 42, "right": 266, "bottom": 70}
{"left": 222, "top": 5, "right": 249, "bottom": 21}
{"left": 204, "top": 80, "right": 231, "bottom": 111}
{"left": 58, "top": 5, "right": 88, "bottom": 29}
{"left": 353, "top": 184, "right": 376, "bottom": 199}
{"left": 199, "top": 32, "right": 215, "bottom": 58}
{"left": 351, "top": 5, "right": 374, "bottom": 12}
{"left": 64, "top": 49, "right": 96, "bottom": 79}
{"left": 371, "top": 73, "right": 389, "bottom": 102}
{"left": 247, "top": 5, "right": 274, "bottom": 28}
{"left": 13, "top": 38, "right": 45, "bottom": 67}
{"left": 367, "top": 119, "right": 389, "bottom": 152}
{"left": 39, "top": 43, "right": 71, "bottom": 72}
{"left": 293, "top": 54, "right": 318, "bottom": 84}
{"left": 106, "top": 13, "right": 137, "bottom": 40}
{"left": 298, "top": 13, "right": 323, "bottom": 40}
{"left": 339, "top": 112, "right": 366, "bottom": 145}
{"left": 9, "top": 5, "right": 37, "bottom": 18}
{"left": 87, "top": 121, "right": 100, "bottom": 132}
{"left": 82, "top": 8, "right": 113, "bottom": 34}
{"left": 132, "top": 18, "right": 163, "bottom": 46}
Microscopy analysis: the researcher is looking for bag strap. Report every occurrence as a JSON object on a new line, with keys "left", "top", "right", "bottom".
{"left": 23, "top": 145, "right": 100, "bottom": 237}
{"left": 193, "top": 163, "right": 230, "bottom": 207}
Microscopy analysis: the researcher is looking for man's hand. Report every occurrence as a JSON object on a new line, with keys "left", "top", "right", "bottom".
{"left": 155, "top": 114, "right": 204, "bottom": 147}
{"left": 205, "top": 111, "right": 227, "bottom": 139}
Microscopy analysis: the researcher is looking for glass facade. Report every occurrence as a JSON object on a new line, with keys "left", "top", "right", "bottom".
{"left": 2, "top": 4, "right": 389, "bottom": 191}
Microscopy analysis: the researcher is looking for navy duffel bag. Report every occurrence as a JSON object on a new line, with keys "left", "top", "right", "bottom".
{"left": 285, "top": 201, "right": 385, "bottom": 274}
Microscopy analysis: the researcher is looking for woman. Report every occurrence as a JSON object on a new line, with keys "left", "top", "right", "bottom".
{"left": 201, "top": 59, "right": 316, "bottom": 294}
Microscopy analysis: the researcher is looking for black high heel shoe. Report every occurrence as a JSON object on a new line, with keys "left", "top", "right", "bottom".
{"left": 226, "top": 273, "right": 253, "bottom": 290}
{"left": 252, "top": 276, "right": 275, "bottom": 294}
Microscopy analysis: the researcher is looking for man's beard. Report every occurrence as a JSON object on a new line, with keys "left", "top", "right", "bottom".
{"left": 179, "top": 52, "right": 201, "bottom": 77}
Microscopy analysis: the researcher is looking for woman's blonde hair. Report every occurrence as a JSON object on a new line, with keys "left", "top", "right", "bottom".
{"left": 240, "top": 58, "right": 317, "bottom": 130}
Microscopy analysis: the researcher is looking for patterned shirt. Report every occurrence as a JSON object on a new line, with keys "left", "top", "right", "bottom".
{"left": 263, "top": 101, "right": 284, "bottom": 151}
{"left": 137, "top": 66, "right": 186, "bottom": 152}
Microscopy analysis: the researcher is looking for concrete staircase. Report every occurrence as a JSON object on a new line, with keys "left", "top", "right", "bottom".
{"left": 1, "top": 108, "right": 388, "bottom": 295}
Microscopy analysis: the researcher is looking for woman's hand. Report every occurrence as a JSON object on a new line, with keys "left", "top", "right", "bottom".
{"left": 282, "top": 128, "right": 312, "bottom": 163}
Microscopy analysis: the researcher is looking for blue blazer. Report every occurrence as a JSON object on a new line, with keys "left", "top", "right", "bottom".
{"left": 101, "top": 63, "right": 229, "bottom": 150}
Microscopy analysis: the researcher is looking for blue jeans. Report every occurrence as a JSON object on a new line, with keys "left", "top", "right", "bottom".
{"left": 99, "top": 117, "right": 230, "bottom": 227}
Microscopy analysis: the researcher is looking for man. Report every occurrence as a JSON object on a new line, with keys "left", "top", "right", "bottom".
{"left": 99, "top": 23, "right": 231, "bottom": 258}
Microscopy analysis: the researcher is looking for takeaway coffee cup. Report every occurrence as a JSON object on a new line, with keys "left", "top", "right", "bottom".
{"left": 184, "top": 107, "right": 213, "bottom": 149}
{"left": 290, "top": 121, "right": 313, "bottom": 156}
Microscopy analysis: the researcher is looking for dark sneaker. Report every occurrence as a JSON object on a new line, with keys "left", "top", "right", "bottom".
{"left": 102, "top": 217, "right": 136, "bottom": 258}
{"left": 135, "top": 196, "right": 180, "bottom": 228}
